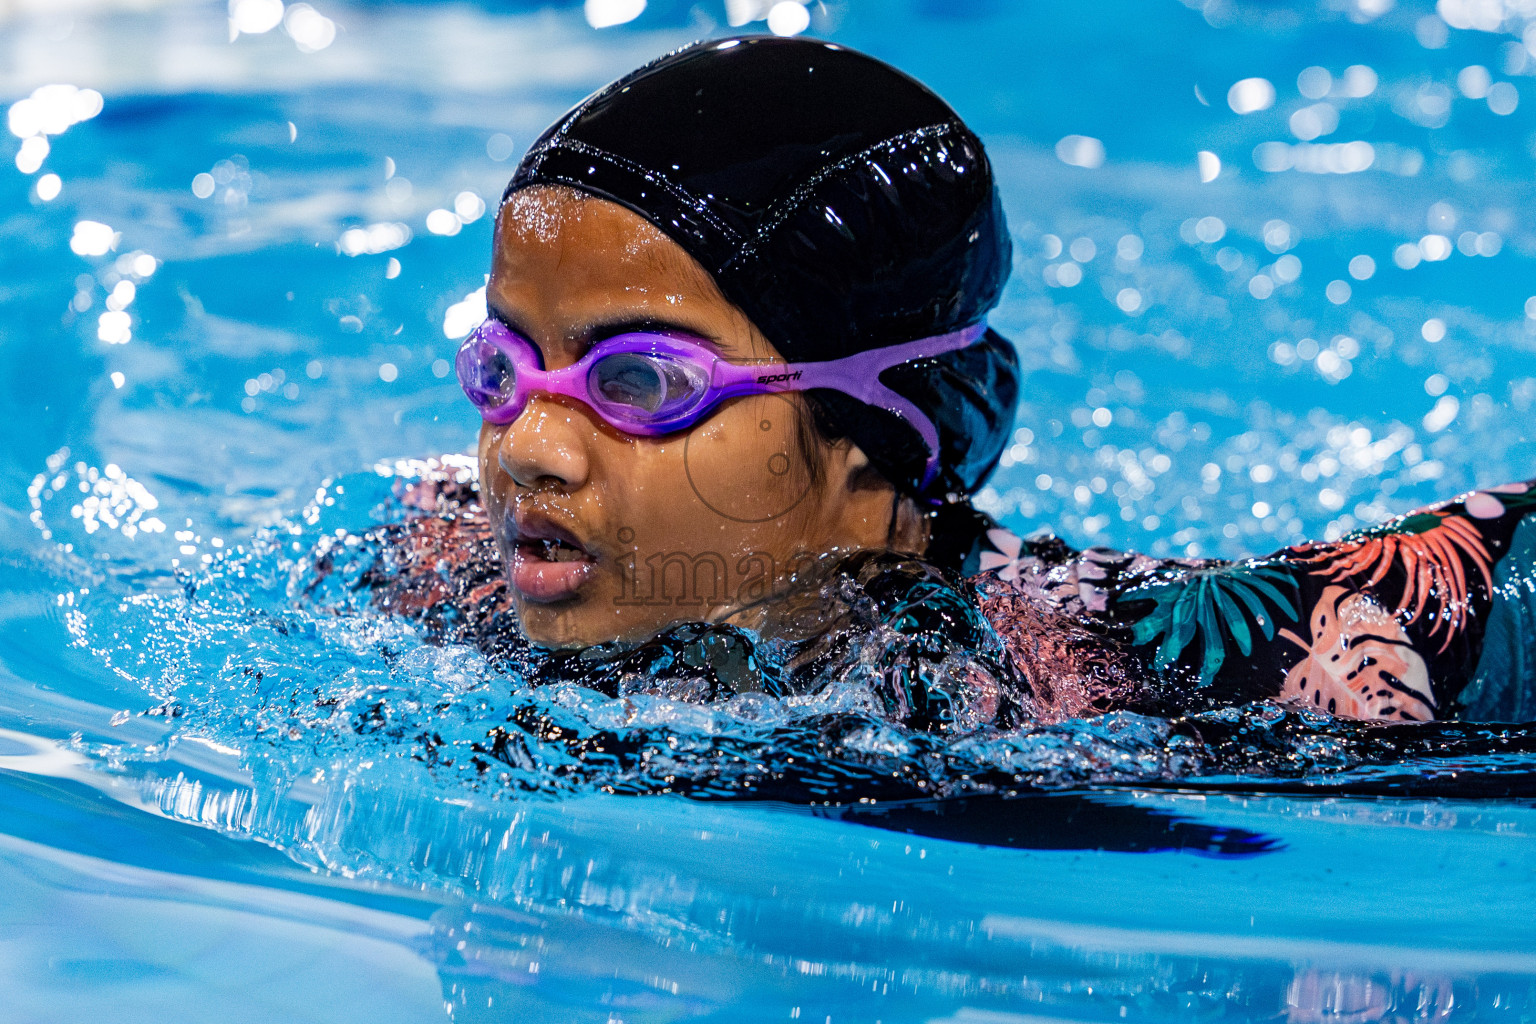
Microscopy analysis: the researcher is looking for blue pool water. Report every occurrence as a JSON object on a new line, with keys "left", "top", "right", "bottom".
{"left": 3, "top": 0, "right": 1536, "bottom": 1020}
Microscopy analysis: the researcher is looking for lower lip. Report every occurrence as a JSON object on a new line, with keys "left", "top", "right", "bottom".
{"left": 510, "top": 543, "right": 595, "bottom": 603}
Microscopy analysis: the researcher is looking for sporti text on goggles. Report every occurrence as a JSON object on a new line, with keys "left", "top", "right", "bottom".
{"left": 456, "top": 320, "right": 985, "bottom": 489}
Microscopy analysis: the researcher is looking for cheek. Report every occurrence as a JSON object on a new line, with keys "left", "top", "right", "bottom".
{"left": 591, "top": 436, "right": 701, "bottom": 553}
{"left": 477, "top": 425, "right": 507, "bottom": 505}
{"left": 680, "top": 394, "right": 816, "bottom": 526}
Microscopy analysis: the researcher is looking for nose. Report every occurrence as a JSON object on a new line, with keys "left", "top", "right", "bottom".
{"left": 495, "top": 394, "right": 593, "bottom": 491}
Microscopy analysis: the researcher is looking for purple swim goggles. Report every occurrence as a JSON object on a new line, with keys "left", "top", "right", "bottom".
{"left": 456, "top": 319, "right": 985, "bottom": 488}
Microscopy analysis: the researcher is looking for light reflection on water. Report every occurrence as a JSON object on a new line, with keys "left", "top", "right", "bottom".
{"left": 1, "top": 0, "right": 1536, "bottom": 1020}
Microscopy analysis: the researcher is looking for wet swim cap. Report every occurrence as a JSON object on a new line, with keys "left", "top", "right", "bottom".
{"left": 504, "top": 35, "right": 1019, "bottom": 502}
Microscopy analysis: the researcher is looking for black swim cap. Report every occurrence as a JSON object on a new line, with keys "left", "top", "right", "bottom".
{"left": 504, "top": 35, "right": 1019, "bottom": 502}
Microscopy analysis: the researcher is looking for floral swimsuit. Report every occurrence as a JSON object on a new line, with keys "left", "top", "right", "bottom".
{"left": 361, "top": 475, "right": 1536, "bottom": 729}
{"left": 974, "top": 479, "right": 1536, "bottom": 723}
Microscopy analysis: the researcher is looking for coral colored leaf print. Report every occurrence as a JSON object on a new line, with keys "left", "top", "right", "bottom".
{"left": 1278, "top": 584, "right": 1434, "bottom": 721}
{"left": 1125, "top": 563, "right": 1301, "bottom": 687}
{"left": 1291, "top": 509, "right": 1492, "bottom": 651}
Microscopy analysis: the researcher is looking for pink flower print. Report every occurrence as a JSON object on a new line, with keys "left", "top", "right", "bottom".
{"left": 1074, "top": 548, "right": 1120, "bottom": 613}
{"left": 977, "top": 527, "right": 1026, "bottom": 580}
{"left": 1464, "top": 491, "right": 1506, "bottom": 520}
{"left": 1464, "top": 481, "right": 1536, "bottom": 520}
{"left": 976, "top": 529, "right": 1124, "bottom": 616}
{"left": 976, "top": 528, "right": 1082, "bottom": 609}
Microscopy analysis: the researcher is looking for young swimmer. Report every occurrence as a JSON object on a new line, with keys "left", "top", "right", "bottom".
{"left": 366, "top": 36, "right": 1536, "bottom": 730}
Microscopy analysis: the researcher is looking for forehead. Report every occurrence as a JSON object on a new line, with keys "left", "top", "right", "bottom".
{"left": 493, "top": 187, "right": 715, "bottom": 299}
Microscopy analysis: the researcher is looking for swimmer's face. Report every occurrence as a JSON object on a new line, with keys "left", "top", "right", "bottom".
{"left": 479, "top": 186, "right": 903, "bottom": 647}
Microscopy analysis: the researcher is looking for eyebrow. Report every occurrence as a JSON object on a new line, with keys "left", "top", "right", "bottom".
{"left": 484, "top": 296, "right": 534, "bottom": 339}
{"left": 484, "top": 299, "right": 724, "bottom": 353}
{"left": 587, "top": 315, "right": 720, "bottom": 347}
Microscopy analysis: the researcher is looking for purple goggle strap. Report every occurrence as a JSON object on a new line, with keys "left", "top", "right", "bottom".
{"left": 707, "top": 324, "right": 985, "bottom": 489}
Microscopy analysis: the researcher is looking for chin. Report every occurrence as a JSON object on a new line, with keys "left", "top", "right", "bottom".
{"left": 518, "top": 599, "right": 703, "bottom": 649}
{"left": 513, "top": 599, "right": 600, "bottom": 649}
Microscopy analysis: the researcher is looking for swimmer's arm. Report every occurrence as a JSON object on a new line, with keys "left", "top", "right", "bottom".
{"left": 1259, "top": 479, "right": 1536, "bottom": 720}
{"left": 1098, "top": 480, "right": 1536, "bottom": 721}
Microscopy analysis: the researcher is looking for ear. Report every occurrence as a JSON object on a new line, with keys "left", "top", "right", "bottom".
{"left": 818, "top": 438, "right": 875, "bottom": 493}
{"left": 825, "top": 439, "right": 888, "bottom": 493}
{"left": 888, "top": 494, "right": 932, "bottom": 556}
{"left": 815, "top": 440, "right": 927, "bottom": 554}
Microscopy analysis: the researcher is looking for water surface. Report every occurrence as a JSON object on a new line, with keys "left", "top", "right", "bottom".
{"left": 2, "top": 0, "right": 1536, "bottom": 1020}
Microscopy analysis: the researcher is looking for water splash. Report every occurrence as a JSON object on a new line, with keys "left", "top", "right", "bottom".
{"left": 23, "top": 458, "right": 1535, "bottom": 895}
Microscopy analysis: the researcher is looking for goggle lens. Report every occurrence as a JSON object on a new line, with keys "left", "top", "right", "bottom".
{"left": 588, "top": 350, "right": 711, "bottom": 424}
{"left": 456, "top": 329, "right": 520, "bottom": 415}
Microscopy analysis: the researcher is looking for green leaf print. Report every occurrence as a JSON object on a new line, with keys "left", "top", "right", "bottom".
{"left": 1125, "top": 563, "right": 1301, "bottom": 687}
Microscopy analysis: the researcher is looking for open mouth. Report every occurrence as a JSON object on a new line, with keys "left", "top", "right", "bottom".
{"left": 519, "top": 537, "right": 592, "bottom": 564}
{"left": 507, "top": 517, "right": 597, "bottom": 603}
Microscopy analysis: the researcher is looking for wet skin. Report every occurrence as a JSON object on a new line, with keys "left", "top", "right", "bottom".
{"left": 478, "top": 186, "right": 924, "bottom": 648}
